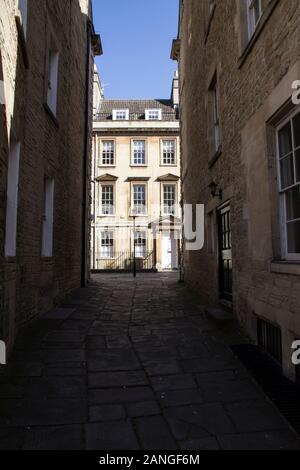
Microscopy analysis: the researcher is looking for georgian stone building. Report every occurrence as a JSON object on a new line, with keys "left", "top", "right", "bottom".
{"left": 173, "top": 0, "right": 300, "bottom": 379}
{"left": 0, "top": 0, "right": 101, "bottom": 353}
{"left": 91, "top": 73, "right": 181, "bottom": 272}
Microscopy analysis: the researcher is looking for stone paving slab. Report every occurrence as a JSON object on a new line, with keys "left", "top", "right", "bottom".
{"left": 0, "top": 272, "right": 299, "bottom": 450}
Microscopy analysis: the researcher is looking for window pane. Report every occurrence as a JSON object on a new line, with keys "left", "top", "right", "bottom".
{"left": 287, "top": 220, "right": 300, "bottom": 254}
{"left": 293, "top": 112, "right": 300, "bottom": 149}
{"left": 278, "top": 122, "right": 292, "bottom": 157}
{"left": 133, "top": 185, "right": 146, "bottom": 214}
{"left": 133, "top": 141, "right": 146, "bottom": 165}
{"left": 280, "top": 154, "right": 294, "bottom": 189}
{"left": 286, "top": 186, "right": 300, "bottom": 221}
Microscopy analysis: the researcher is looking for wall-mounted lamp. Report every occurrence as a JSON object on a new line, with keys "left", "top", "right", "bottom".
{"left": 209, "top": 181, "right": 223, "bottom": 200}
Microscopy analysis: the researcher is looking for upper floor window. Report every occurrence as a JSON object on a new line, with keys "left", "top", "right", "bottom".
{"left": 18, "top": 0, "right": 28, "bottom": 38}
{"left": 100, "top": 231, "right": 114, "bottom": 258}
{"left": 101, "top": 184, "right": 115, "bottom": 216}
{"left": 101, "top": 140, "right": 115, "bottom": 166}
{"left": 163, "top": 184, "right": 176, "bottom": 215}
{"left": 145, "top": 109, "right": 162, "bottom": 121}
{"left": 209, "top": 75, "right": 221, "bottom": 154}
{"left": 5, "top": 141, "right": 20, "bottom": 257}
{"left": 132, "top": 184, "right": 147, "bottom": 215}
{"left": 112, "top": 109, "right": 129, "bottom": 121}
{"left": 162, "top": 140, "right": 176, "bottom": 165}
{"left": 277, "top": 111, "right": 300, "bottom": 260}
{"left": 46, "top": 44, "right": 59, "bottom": 116}
{"left": 132, "top": 140, "right": 146, "bottom": 166}
{"left": 247, "top": 0, "right": 262, "bottom": 38}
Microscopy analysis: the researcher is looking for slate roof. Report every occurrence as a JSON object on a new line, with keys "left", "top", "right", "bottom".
{"left": 95, "top": 99, "right": 178, "bottom": 121}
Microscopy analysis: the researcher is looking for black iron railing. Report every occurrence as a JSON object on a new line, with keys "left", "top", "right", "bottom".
{"left": 93, "top": 251, "right": 156, "bottom": 271}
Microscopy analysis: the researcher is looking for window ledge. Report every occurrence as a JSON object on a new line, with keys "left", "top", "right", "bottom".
{"left": 98, "top": 165, "right": 116, "bottom": 168}
{"left": 270, "top": 260, "right": 300, "bottom": 276}
{"left": 130, "top": 164, "right": 148, "bottom": 168}
{"left": 208, "top": 145, "right": 222, "bottom": 168}
{"left": 238, "top": 0, "right": 280, "bottom": 69}
{"left": 44, "top": 103, "right": 59, "bottom": 128}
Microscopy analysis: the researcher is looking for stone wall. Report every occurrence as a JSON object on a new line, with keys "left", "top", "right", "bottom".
{"left": 179, "top": 0, "right": 300, "bottom": 379}
{"left": 0, "top": 0, "right": 93, "bottom": 352}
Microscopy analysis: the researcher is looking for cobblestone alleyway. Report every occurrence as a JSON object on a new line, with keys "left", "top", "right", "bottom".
{"left": 0, "top": 273, "right": 299, "bottom": 450}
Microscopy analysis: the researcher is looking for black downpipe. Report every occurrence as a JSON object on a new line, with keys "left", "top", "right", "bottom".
{"left": 81, "top": 20, "right": 92, "bottom": 288}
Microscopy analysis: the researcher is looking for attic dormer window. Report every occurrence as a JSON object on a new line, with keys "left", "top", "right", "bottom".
{"left": 145, "top": 109, "right": 162, "bottom": 121}
{"left": 112, "top": 109, "right": 129, "bottom": 121}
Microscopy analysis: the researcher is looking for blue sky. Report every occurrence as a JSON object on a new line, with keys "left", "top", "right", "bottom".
{"left": 92, "top": 0, "right": 179, "bottom": 99}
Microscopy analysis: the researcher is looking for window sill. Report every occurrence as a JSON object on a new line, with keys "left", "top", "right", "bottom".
{"left": 270, "top": 260, "right": 300, "bottom": 276}
{"left": 160, "top": 163, "right": 177, "bottom": 167}
{"left": 238, "top": 0, "right": 279, "bottom": 69}
{"left": 208, "top": 145, "right": 222, "bottom": 168}
{"left": 99, "top": 214, "right": 116, "bottom": 218}
{"left": 44, "top": 103, "right": 59, "bottom": 128}
{"left": 130, "top": 164, "right": 148, "bottom": 168}
{"left": 5, "top": 257, "right": 17, "bottom": 263}
{"left": 98, "top": 165, "right": 116, "bottom": 168}
{"left": 15, "top": 16, "right": 29, "bottom": 69}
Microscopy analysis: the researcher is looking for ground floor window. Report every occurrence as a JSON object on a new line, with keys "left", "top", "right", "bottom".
{"left": 277, "top": 111, "right": 300, "bottom": 260}
{"left": 135, "top": 231, "right": 147, "bottom": 258}
{"left": 100, "top": 231, "right": 114, "bottom": 258}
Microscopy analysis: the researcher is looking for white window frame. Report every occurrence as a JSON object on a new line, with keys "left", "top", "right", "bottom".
{"left": 162, "top": 183, "right": 177, "bottom": 216}
{"left": 112, "top": 109, "right": 129, "bottom": 121}
{"left": 5, "top": 141, "right": 20, "bottom": 257}
{"left": 132, "top": 183, "right": 147, "bottom": 216}
{"left": 161, "top": 139, "right": 176, "bottom": 166}
{"left": 42, "top": 178, "right": 54, "bottom": 257}
{"left": 17, "top": 0, "right": 28, "bottom": 38}
{"left": 100, "top": 183, "right": 115, "bottom": 216}
{"left": 276, "top": 109, "right": 300, "bottom": 261}
{"left": 145, "top": 109, "right": 162, "bottom": 121}
{"left": 131, "top": 139, "right": 147, "bottom": 166}
{"left": 247, "top": 0, "right": 262, "bottom": 39}
{"left": 100, "top": 140, "right": 115, "bottom": 166}
{"left": 100, "top": 230, "right": 114, "bottom": 259}
{"left": 134, "top": 230, "right": 147, "bottom": 258}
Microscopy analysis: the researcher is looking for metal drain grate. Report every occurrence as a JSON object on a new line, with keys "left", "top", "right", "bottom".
{"left": 231, "top": 344, "right": 300, "bottom": 436}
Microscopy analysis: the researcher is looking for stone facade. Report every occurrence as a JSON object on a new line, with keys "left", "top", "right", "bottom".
{"left": 174, "top": 0, "right": 300, "bottom": 379}
{"left": 91, "top": 76, "right": 181, "bottom": 272}
{"left": 0, "top": 0, "right": 101, "bottom": 353}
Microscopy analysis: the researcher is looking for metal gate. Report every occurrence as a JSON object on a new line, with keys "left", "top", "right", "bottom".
{"left": 93, "top": 251, "right": 156, "bottom": 272}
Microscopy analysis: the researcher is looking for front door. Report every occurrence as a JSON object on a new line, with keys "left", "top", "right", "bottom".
{"left": 162, "top": 233, "right": 178, "bottom": 270}
{"left": 217, "top": 204, "right": 233, "bottom": 302}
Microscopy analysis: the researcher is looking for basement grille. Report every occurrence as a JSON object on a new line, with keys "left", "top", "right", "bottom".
{"left": 257, "top": 317, "right": 282, "bottom": 365}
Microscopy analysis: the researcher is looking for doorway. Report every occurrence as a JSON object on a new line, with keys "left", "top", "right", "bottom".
{"left": 162, "top": 232, "right": 178, "bottom": 270}
{"left": 217, "top": 204, "right": 232, "bottom": 302}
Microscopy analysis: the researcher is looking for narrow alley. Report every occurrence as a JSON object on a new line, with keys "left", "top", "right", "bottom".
{"left": 0, "top": 273, "right": 299, "bottom": 450}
